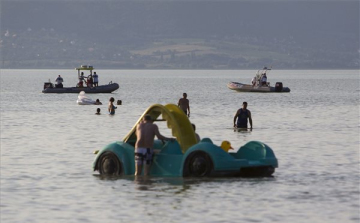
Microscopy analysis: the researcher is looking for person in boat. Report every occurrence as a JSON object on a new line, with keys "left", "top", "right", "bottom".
{"left": 95, "top": 108, "right": 101, "bottom": 115}
{"left": 80, "top": 72, "right": 85, "bottom": 80}
{"left": 251, "top": 76, "right": 257, "bottom": 87}
{"left": 233, "top": 102, "right": 253, "bottom": 130}
{"left": 87, "top": 75, "right": 93, "bottom": 87}
{"left": 108, "top": 97, "right": 117, "bottom": 115}
{"left": 93, "top": 72, "right": 99, "bottom": 87}
{"left": 94, "top": 99, "right": 102, "bottom": 105}
{"left": 192, "top": 123, "right": 201, "bottom": 143}
{"left": 55, "top": 75, "right": 64, "bottom": 88}
{"left": 134, "top": 114, "right": 174, "bottom": 176}
{"left": 178, "top": 93, "right": 190, "bottom": 117}
{"left": 77, "top": 80, "right": 84, "bottom": 88}
{"left": 79, "top": 72, "right": 86, "bottom": 82}
{"left": 261, "top": 73, "right": 267, "bottom": 86}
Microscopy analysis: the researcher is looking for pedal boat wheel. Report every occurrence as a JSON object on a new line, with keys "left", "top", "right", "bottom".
{"left": 183, "top": 151, "right": 213, "bottom": 177}
{"left": 98, "top": 152, "right": 122, "bottom": 175}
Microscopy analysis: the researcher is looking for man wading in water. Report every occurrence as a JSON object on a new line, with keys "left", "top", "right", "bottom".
{"left": 233, "top": 102, "right": 253, "bottom": 130}
{"left": 178, "top": 93, "right": 190, "bottom": 117}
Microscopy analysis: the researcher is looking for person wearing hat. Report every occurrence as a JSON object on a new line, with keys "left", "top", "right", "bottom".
{"left": 233, "top": 102, "right": 252, "bottom": 130}
{"left": 134, "top": 114, "right": 174, "bottom": 176}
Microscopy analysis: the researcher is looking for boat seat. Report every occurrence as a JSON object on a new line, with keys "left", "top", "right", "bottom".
{"left": 200, "top": 137, "right": 213, "bottom": 144}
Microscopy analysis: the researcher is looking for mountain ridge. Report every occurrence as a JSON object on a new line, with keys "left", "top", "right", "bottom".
{"left": 1, "top": 1, "right": 359, "bottom": 69}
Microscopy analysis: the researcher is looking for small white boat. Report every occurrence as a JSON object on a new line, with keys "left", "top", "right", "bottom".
{"left": 76, "top": 91, "right": 96, "bottom": 105}
{"left": 227, "top": 67, "right": 290, "bottom": 93}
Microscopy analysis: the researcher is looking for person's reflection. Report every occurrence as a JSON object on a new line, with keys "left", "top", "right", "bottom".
{"left": 234, "top": 127, "right": 252, "bottom": 132}
{"left": 133, "top": 176, "right": 192, "bottom": 193}
{"left": 134, "top": 175, "right": 153, "bottom": 191}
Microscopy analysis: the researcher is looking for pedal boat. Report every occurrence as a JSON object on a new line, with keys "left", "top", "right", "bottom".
{"left": 92, "top": 104, "right": 278, "bottom": 177}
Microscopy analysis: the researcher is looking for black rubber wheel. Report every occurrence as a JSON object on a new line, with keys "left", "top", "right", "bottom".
{"left": 183, "top": 152, "right": 213, "bottom": 177}
{"left": 98, "top": 152, "right": 122, "bottom": 175}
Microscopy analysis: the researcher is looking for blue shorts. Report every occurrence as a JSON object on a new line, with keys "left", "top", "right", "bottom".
{"left": 135, "top": 148, "right": 154, "bottom": 165}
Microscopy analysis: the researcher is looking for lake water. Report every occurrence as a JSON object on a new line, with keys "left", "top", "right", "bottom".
{"left": 0, "top": 69, "right": 359, "bottom": 223}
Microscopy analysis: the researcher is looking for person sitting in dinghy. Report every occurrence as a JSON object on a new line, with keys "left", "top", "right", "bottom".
{"left": 251, "top": 76, "right": 256, "bottom": 87}
{"left": 55, "top": 75, "right": 64, "bottom": 88}
{"left": 261, "top": 74, "right": 267, "bottom": 86}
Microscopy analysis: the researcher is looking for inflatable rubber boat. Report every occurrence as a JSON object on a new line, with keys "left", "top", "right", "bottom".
{"left": 42, "top": 65, "right": 119, "bottom": 93}
{"left": 228, "top": 67, "right": 290, "bottom": 93}
{"left": 227, "top": 81, "right": 290, "bottom": 92}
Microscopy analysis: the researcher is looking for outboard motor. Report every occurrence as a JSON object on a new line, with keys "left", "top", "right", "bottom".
{"left": 43, "top": 82, "right": 54, "bottom": 89}
{"left": 275, "top": 82, "right": 283, "bottom": 92}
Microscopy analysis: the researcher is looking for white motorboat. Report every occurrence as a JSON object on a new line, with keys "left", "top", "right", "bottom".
{"left": 227, "top": 67, "right": 290, "bottom": 93}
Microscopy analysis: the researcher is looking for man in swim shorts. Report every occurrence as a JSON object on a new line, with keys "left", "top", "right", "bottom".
{"left": 135, "top": 114, "right": 173, "bottom": 176}
{"left": 178, "top": 93, "right": 190, "bottom": 117}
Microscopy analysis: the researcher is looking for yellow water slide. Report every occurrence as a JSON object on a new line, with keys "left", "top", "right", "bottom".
{"left": 123, "top": 104, "right": 197, "bottom": 153}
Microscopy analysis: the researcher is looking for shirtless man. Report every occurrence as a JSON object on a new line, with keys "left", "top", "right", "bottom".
{"left": 135, "top": 114, "right": 173, "bottom": 176}
{"left": 178, "top": 93, "right": 190, "bottom": 117}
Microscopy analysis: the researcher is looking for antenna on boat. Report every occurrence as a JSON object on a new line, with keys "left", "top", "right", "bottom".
{"left": 265, "top": 65, "right": 272, "bottom": 75}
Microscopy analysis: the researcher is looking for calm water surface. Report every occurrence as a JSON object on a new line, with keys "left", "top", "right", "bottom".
{"left": 0, "top": 69, "right": 359, "bottom": 223}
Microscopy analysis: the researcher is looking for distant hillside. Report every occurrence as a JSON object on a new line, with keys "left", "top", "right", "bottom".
{"left": 1, "top": 1, "right": 359, "bottom": 69}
